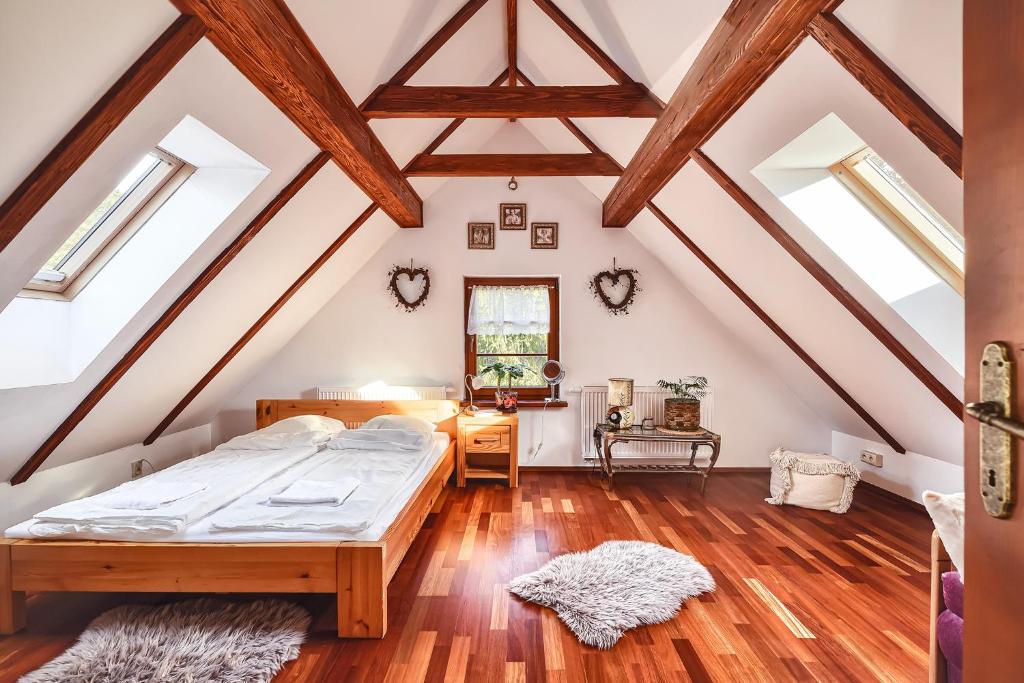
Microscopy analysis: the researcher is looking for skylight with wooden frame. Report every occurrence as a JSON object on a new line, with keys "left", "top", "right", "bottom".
{"left": 831, "top": 147, "right": 964, "bottom": 294}
{"left": 23, "top": 149, "right": 192, "bottom": 298}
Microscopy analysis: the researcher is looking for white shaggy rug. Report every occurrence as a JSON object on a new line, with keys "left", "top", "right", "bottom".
{"left": 509, "top": 540, "right": 715, "bottom": 648}
{"left": 20, "top": 598, "right": 309, "bottom": 683}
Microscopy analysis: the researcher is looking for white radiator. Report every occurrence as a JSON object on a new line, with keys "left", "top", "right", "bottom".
{"left": 579, "top": 385, "right": 714, "bottom": 460}
{"left": 316, "top": 384, "right": 451, "bottom": 400}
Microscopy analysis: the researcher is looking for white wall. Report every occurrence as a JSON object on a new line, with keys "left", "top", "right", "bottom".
{"left": 831, "top": 430, "right": 963, "bottom": 503}
{"left": 0, "top": 423, "right": 210, "bottom": 530}
{"left": 217, "top": 126, "right": 832, "bottom": 468}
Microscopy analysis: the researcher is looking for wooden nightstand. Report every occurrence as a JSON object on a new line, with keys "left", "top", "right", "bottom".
{"left": 457, "top": 412, "right": 518, "bottom": 488}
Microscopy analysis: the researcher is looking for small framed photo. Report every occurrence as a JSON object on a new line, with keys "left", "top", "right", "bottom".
{"left": 531, "top": 222, "right": 558, "bottom": 249}
{"left": 500, "top": 203, "right": 527, "bottom": 230}
{"left": 468, "top": 222, "right": 495, "bottom": 249}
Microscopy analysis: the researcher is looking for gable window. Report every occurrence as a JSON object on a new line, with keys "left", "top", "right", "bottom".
{"left": 464, "top": 276, "right": 560, "bottom": 402}
{"left": 23, "top": 149, "right": 192, "bottom": 297}
{"left": 831, "top": 147, "right": 963, "bottom": 294}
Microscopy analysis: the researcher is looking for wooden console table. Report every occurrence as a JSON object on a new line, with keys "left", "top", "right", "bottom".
{"left": 590, "top": 423, "right": 721, "bottom": 493}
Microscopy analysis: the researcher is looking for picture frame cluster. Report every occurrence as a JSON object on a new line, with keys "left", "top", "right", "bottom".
{"left": 467, "top": 203, "right": 558, "bottom": 250}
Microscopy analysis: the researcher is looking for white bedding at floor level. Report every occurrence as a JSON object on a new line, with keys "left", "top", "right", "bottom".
{"left": 4, "top": 433, "right": 450, "bottom": 543}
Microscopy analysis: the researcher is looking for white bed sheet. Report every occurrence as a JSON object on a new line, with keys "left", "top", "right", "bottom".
{"left": 4, "top": 433, "right": 450, "bottom": 543}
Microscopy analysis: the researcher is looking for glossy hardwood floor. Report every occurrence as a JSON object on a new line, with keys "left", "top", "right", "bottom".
{"left": 0, "top": 471, "right": 934, "bottom": 682}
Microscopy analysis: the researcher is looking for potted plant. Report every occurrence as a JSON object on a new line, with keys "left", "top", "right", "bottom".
{"left": 656, "top": 377, "right": 709, "bottom": 431}
{"left": 480, "top": 361, "right": 530, "bottom": 413}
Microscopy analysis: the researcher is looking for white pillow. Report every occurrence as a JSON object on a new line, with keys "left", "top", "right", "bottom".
{"left": 360, "top": 414, "right": 436, "bottom": 435}
{"left": 922, "top": 490, "right": 965, "bottom": 579}
{"left": 216, "top": 430, "right": 331, "bottom": 451}
{"left": 259, "top": 414, "right": 346, "bottom": 435}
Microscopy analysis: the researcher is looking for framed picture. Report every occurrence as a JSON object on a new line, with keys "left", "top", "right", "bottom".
{"left": 531, "top": 222, "right": 558, "bottom": 249}
{"left": 468, "top": 222, "right": 495, "bottom": 249}
{"left": 500, "top": 203, "right": 527, "bottom": 230}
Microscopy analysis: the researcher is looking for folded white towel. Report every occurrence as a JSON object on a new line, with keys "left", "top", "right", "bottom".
{"left": 267, "top": 478, "right": 360, "bottom": 506}
{"left": 102, "top": 482, "right": 207, "bottom": 510}
{"left": 327, "top": 429, "right": 429, "bottom": 452}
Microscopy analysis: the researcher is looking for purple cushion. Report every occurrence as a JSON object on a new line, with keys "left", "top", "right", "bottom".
{"left": 937, "top": 609, "right": 963, "bottom": 676}
{"left": 942, "top": 571, "right": 963, "bottom": 618}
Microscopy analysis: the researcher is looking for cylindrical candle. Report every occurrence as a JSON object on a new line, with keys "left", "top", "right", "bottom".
{"left": 607, "top": 378, "right": 634, "bottom": 407}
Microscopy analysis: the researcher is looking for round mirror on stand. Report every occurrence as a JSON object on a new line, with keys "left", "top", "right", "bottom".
{"left": 541, "top": 360, "right": 565, "bottom": 402}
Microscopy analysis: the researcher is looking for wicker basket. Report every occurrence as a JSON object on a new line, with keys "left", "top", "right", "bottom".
{"left": 665, "top": 398, "right": 700, "bottom": 431}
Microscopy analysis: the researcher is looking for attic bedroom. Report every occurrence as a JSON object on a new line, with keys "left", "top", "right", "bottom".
{"left": 0, "top": 0, "right": 1016, "bottom": 681}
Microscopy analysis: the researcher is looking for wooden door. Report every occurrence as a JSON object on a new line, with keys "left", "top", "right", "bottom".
{"left": 964, "top": 3, "right": 1024, "bottom": 679}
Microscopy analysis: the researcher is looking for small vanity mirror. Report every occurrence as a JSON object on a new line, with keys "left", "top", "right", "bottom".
{"left": 541, "top": 360, "right": 565, "bottom": 401}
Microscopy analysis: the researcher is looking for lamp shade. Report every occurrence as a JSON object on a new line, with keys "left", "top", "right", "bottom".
{"left": 607, "top": 378, "right": 634, "bottom": 406}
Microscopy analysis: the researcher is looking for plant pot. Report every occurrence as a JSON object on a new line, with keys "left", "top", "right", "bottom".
{"left": 665, "top": 398, "right": 700, "bottom": 431}
{"left": 496, "top": 390, "right": 519, "bottom": 413}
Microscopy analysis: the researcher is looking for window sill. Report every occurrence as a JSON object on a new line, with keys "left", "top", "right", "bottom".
{"left": 461, "top": 400, "right": 568, "bottom": 410}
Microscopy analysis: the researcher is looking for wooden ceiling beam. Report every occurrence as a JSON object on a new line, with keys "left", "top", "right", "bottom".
{"left": 530, "top": 83, "right": 905, "bottom": 450}
{"left": 0, "top": 15, "right": 205, "bottom": 255}
{"left": 645, "top": 202, "right": 906, "bottom": 454}
{"left": 529, "top": 0, "right": 663, "bottom": 109}
{"left": 513, "top": 69, "right": 613, "bottom": 157}
{"left": 405, "top": 153, "right": 621, "bottom": 176}
{"left": 139, "top": 88, "right": 501, "bottom": 446}
{"left": 386, "top": 0, "right": 489, "bottom": 87}
{"left": 507, "top": 0, "right": 518, "bottom": 89}
{"left": 12, "top": 63, "right": 510, "bottom": 483}
{"left": 359, "top": 0, "right": 490, "bottom": 110}
{"left": 602, "top": 0, "right": 834, "bottom": 227}
{"left": 175, "top": 0, "right": 422, "bottom": 227}
{"left": 530, "top": 0, "right": 631, "bottom": 86}
{"left": 690, "top": 149, "right": 963, "bottom": 418}
{"left": 807, "top": 12, "right": 962, "bottom": 177}
{"left": 144, "top": 203, "right": 379, "bottom": 445}
{"left": 10, "top": 152, "right": 331, "bottom": 485}
{"left": 362, "top": 84, "right": 661, "bottom": 119}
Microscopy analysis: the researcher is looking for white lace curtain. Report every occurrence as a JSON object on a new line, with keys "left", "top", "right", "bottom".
{"left": 467, "top": 285, "right": 550, "bottom": 336}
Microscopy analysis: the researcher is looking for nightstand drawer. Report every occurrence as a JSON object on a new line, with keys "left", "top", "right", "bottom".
{"left": 463, "top": 425, "right": 510, "bottom": 453}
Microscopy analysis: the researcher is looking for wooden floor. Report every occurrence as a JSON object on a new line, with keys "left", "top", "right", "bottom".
{"left": 0, "top": 471, "right": 934, "bottom": 682}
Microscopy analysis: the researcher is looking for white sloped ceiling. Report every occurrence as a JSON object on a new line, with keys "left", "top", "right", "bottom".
{"left": 0, "top": 0, "right": 963, "bottom": 482}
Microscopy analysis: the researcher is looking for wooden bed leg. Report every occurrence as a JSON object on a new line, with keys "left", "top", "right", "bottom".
{"left": 1, "top": 541, "right": 26, "bottom": 634}
{"left": 337, "top": 543, "right": 386, "bottom": 638}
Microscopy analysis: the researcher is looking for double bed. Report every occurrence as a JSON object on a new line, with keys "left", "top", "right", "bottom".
{"left": 0, "top": 399, "right": 459, "bottom": 638}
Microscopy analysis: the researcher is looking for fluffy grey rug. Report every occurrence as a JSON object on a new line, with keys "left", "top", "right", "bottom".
{"left": 20, "top": 598, "right": 309, "bottom": 683}
{"left": 509, "top": 540, "right": 715, "bottom": 648}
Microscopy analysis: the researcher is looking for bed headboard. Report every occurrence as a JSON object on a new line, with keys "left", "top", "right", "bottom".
{"left": 255, "top": 399, "right": 460, "bottom": 437}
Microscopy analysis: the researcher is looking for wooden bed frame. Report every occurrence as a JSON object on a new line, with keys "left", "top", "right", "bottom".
{"left": 1, "top": 399, "right": 459, "bottom": 639}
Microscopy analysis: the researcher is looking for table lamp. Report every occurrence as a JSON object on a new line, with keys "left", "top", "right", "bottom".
{"left": 607, "top": 377, "right": 635, "bottom": 429}
{"left": 464, "top": 374, "right": 485, "bottom": 413}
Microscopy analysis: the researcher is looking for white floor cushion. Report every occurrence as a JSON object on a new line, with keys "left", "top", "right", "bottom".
{"left": 766, "top": 448, "right": 860, "bottom": 514}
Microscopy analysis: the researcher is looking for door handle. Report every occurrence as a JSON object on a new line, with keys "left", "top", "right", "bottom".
{"left": 965, "top": 401, "right": 1024, "bottom": 439}
{"left": 965, "top": 342, "right": 1015, "bottom": 518}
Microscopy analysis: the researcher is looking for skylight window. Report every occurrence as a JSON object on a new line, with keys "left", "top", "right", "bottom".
{"left": 24, "top": 149, "right": 190, "bottom": 297}
{"left": 752, "top": 113, "right": 964, "bottom": 374}
{"left": 832, "top": 147, "right": 963, "bottom": 293}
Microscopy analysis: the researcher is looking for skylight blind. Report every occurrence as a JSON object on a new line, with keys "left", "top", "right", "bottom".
{"left": 467, "top": 285, "right": 550, "bottom": 335}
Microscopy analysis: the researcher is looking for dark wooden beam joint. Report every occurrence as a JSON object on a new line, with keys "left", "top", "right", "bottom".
{"left": 0, "top": 15, "right": 205, "bottom": 254}
{"left": 603, "top": 0, "right": 835, "bottom": 227}
{"left": 404, "top": 153, "right": 621, "bottom": 177}
{"left": 176, "top": 0, "right": 422, "bottom": 227}
{"left": 362, "top": 85, "right": 661, "bottom": 119}
{"left": 806, "top": 12, "right": 962, "bottom": 178}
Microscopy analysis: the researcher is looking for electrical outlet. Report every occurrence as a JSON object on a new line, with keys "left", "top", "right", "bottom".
{"left": 860, "top": 450, "right": 883, "bottom": 467}
{"left": 131, "top": 460, "right": 145, "bottom": 479}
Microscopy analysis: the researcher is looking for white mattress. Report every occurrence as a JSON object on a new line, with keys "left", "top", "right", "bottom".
{"left": 6, "top": 433, "right": 450, "bottom": 543}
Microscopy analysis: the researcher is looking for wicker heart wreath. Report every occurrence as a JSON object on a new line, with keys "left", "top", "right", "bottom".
{"left": 590, "top": 261, "right": 641, "bottom": 315}
{"left": 387, "top": 262, "right": 431, "bottom": 312}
